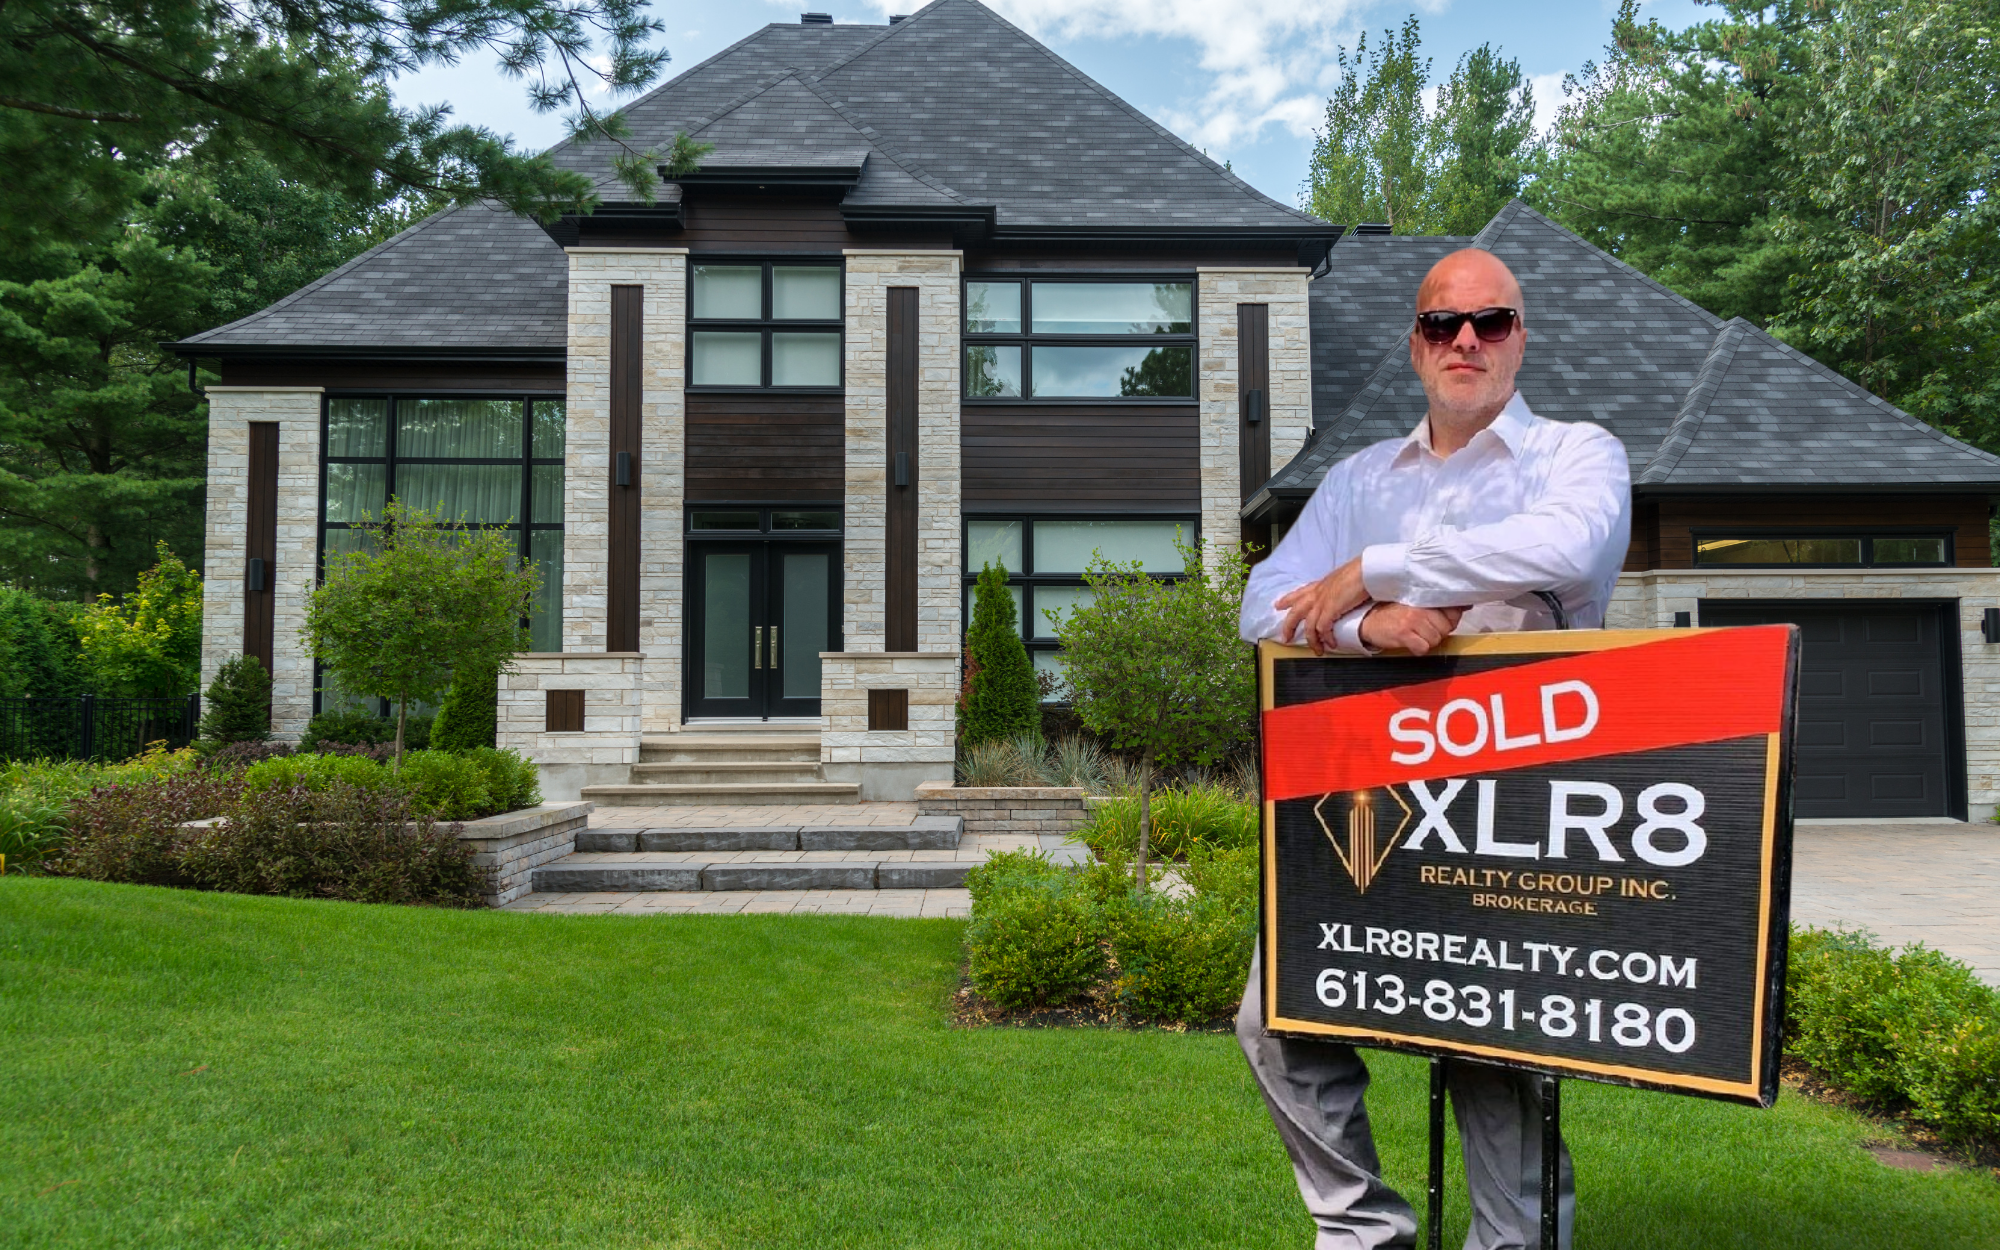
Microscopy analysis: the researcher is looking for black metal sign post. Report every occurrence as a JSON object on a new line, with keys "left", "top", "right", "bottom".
{"left": 1260, "top": 628, "right": 1799, "bottom": 1250}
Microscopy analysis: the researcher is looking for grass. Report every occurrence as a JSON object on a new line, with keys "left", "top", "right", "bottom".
{"left": 2, "top": 879, "right": 1995, "bottom": 1248}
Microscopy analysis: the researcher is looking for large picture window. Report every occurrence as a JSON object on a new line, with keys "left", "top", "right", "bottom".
{"left": 963, "top": 514, "right": 1195, "bottom": 699}
{"left": 1693, "top": 530, "right": 1952, "bottom": 568}
{"left": 689, "top": 261, "right": 843, "bottom": 389}
{"left": 320, "top": 394, "right": 566, "bottom": 662}
{"left": 963, "top": 277, "right": 1195, "bottom": 400}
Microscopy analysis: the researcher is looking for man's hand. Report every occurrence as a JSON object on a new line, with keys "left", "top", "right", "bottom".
{"left": 1359, "top": 604, "right": 1465, "bottom": 655}
{"left": 1273, "top": 558, "right": 1369, "bottom": 654}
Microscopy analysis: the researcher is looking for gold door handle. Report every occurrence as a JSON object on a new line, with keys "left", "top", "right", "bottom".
{"left": 753, "top": 626, "right": 763, "bottom": 669}
{"left": 770, "top": 625, "right": 779, "bottom": 669}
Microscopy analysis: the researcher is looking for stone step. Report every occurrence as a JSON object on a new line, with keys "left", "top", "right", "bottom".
{"left": 576, "top": 817, "right": 962, "bottom": 854}
{"left": 578, "top": 782, "right": 861, "bottom": 807}
{"left": 640, "top": 734, "right": 822, "bottom": 764}
{"left": 628, "top": 761, "right": 825, "bottom": 785}
{"left": 531, "top": 857, "right": 971, "bottom": 893}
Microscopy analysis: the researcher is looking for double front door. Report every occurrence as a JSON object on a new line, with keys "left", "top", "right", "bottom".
{"left": 688, "top": 542, "right": 839, "bottom": 719}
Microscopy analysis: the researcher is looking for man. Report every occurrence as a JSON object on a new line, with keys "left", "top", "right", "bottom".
{"left": 1236, "top": 247, "right": 1630, "bottom": 1250}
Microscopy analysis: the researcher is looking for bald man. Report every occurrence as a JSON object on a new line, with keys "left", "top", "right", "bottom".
{"left": 1236, "top": 248, "right": 1630, "bottom": 1250}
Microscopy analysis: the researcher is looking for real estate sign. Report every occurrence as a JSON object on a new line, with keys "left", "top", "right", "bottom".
{"left": 1258, "top": 627, "right": 1799, "bottom": 1106}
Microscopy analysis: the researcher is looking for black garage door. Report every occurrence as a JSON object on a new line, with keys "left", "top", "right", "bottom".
{"left": 1699, "top": 602, "right": 1959, "bottom": 819}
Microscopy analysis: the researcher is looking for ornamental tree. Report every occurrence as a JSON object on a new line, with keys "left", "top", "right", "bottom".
{"left": 961, "top": 562, "right": 1039, "bottom": 746}
{"left": 1055, "top": 536, "right": 1254, "bottom": 887}
{"left": 72, "top": 540, "right": 203, "bottom": 696}
{"left": 303, "top": 501, "right": 537, "bottom": 764}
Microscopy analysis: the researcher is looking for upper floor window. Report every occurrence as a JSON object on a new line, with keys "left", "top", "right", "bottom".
{"left": 963, "top": 278, "right": 1195, "bottom": 400}
{"left": 1693, "top": 531, "right": 1952, "bottom": 567}
{"left": 689, "top": 261, "right": 843, "bottom": 389}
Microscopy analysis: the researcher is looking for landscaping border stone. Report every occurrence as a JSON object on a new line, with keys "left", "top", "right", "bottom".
{"left": 914, "top": 782, "right": 1088, "bottom": 840}
{"left": 455, "top": 802, "right": 593, "bottom": 906}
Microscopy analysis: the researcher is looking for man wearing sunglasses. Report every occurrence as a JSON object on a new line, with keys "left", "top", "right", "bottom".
{"left": 1235, "top": 248, "right": 1630, "bottom": 1250}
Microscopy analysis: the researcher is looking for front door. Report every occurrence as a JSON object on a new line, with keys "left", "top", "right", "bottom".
{"left": 688, "top": 542, "right": 839, "bottom": 719}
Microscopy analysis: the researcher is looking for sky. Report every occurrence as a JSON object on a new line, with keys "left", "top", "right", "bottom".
{"left": 390, "top": 0, "right": 1711, "bottom": 209}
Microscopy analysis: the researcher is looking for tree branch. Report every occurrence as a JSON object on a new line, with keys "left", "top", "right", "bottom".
{"left": 1542, "top": 195, "right": 1741, "bottom": 227}
{"left": 0, "top": 95, "right": 145, "bottom": 123}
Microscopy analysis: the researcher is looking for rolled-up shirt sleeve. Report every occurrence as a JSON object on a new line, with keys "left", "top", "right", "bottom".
{"left": 1240, "top": 461, "right": 1369, "bottom": 647}
{"left": 1359, "top": 423, "right": 1630, "bottom": 610}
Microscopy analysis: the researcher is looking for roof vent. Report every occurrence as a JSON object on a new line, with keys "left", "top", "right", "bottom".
{"left": 1351, "top": 222, "right": 1393, "bottom": 236}
{"left": 800, "top": 12, "right": 832, "bottom": 22}
{"left": 889, "top": 13, "right": 908, "bottom": 21}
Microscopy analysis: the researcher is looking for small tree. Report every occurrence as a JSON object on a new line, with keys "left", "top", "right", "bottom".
{"left": 198, "top": 654, "right": 272, "bottom": 744}
{"left": 1056, "top": 537, "right": 1254, "bottom": 888}
{"left": 303, "top": 501, "right": 537, "bottom": 766}
{"left": 961, "top": 563, "right": 1040, "bottom": 745}
{"left": 73, "top": 541, "right": 203, "bottom": 696}
{"left": 431, "top": 658, "right": 500, "bottom": 752}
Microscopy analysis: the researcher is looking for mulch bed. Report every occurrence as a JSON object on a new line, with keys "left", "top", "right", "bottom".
{"left": 949, "top": 967, "right": 1234, "bottom": 1034}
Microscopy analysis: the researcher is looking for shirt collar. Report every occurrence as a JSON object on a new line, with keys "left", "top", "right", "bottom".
{"left": 1398, "top": 391, "right": 1533, "bottom": 463}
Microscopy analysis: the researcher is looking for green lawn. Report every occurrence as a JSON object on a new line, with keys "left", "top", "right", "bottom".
{"left": 2, "top": 880, "right": 1993, "bottom": 1248}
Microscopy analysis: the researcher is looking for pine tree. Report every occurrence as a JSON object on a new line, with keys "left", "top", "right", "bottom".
{"left": 431, "top": 659, "right": 500, "bottom": 752}
{"left": 961, "top": 563, "right": 1039, "bottom": 746}
{"left": 197, "top": 654, "right": 271, "bottom": 744}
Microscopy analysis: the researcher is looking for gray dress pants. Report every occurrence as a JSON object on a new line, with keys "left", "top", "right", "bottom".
{"left": 1237, "top": 949, "right": 1575, "bottom": 1250}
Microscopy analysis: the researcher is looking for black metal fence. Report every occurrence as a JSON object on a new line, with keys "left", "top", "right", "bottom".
{"left": 0, "top": 695, "right": 201, "bottom": 762}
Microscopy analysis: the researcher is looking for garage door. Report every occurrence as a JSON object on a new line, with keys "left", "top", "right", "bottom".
{"left": 1699, "top": 603, "right": 1955, "bottom": 819}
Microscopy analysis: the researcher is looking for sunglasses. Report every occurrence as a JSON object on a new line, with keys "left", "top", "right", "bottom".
{"left": 1414, "top": 306, "right": 1520, "bottom": 345}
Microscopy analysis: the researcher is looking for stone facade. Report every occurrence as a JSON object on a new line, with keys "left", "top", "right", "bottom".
{"left": 1609, "top": 568, "right": 2000, "bottom": 809}
{"left": 1196, "top": 268, "right": 1313, "bottom": 568}
{"left": 496, "top": 652, "right": 645, "bottom": 799}
{"left": 915, "top": 781, "right": 1089, "bottom": 838}
{"left": 198, "top": 386, "right": 325, "bottom": 740}
{"left": 840, "top": 251, "right": 964, "bottom": 651}
{"left": 563, "top": 248, "right": 687, "bottom": 732}
{"left": 820, "top": 651, "right": 957, "bottom": 799}
{"left": 456, "top": 801, "right": 592, "bottom": 906}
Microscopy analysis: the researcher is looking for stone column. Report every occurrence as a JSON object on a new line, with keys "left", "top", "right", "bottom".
{"left": 840, "top": 250, "right": 963, "bottom": 653}
{"left": 199, "top": 386, "right": 323, "bottom": 740}
{"left": 1196, "top": 267, "right": 1313, "bottom": 568}
{"left": 563, "top": 248, "right": 687, "bottom": 733}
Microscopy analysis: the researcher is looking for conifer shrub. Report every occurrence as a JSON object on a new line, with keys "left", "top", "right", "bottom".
{"left": 960, "top": 563, "right": 1040, "bottom": 746}
{"left": 431, "top": 660, "right": 499, "bottom": 752}
{"left": 197, "top": 654, "right": 272, "bottom": 745}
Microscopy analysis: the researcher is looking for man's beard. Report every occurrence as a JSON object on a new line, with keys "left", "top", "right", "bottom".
{"left": 1422, "top": 367, "right": 1515, "bottom": 421}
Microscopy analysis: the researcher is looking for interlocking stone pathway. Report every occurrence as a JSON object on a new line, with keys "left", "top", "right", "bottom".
{"left": 1791, "top": 820, "right": 2000, "bottom": 986}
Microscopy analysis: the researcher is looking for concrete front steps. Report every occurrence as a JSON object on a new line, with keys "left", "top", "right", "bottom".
{"left": 531, "top": 817, "right": 969, "bottom": 893}
{"left": 579, "top": 725, "right": 860, "bottom": 807}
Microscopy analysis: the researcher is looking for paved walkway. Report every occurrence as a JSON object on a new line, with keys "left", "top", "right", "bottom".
{"left": 1792, "top": 820, "right": 2000, "bottom": 985}
{"left": 583, "top": 803, "right": 921, "bottom": 828}
{"left": 504, "top": 888, "right": 972, "bottom": 917}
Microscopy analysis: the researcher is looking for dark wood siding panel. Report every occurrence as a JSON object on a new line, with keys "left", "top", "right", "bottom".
{"left": 1650, "top": 495, "right": 1989, "bottom": 568}
{"left": 1238, "top": 303, "right": 1269, "bottom": 503}
{"left": 244, "top": 423, "right": 279, "bottom": 680}
{"left": 685, "top": 394, "right": 844, "bottom": 501}
{"left": 1623, "top": 500, "right": 1660, "bottom": 572}
{"left": 682, "top": 196, "right": 880, "bottom": 251}
{"left": 962, "top": 405, "right": 1201, "bottom": 508}
{"left": 885, "top": 287, "right": 919, "bottom": 651}
{"left": 218, "top": 360, "right": 564, "bottom": 391}
{"left": 965, "top": 247, "right": 1302, "bottom": 271}
{"left": 607, "top": 285, "right": 642, "bottom": 652}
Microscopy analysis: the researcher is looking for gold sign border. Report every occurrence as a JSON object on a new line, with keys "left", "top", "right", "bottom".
{"left": 1257, "top": 630, "right": 1787, "bottom": 1103}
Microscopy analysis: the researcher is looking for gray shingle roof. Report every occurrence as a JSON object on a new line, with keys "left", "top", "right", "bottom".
{"left": 177, "top": 202, "right": 567, "bottom": 351}
{"left": 1260, "top": 200, "right": 2000, "bottom": 500}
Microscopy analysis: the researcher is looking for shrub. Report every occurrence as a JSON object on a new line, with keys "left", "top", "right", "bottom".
{"left": 1079, "top": 782, "right": 1258, "bottom": 862}
{"left": 396, "top": 750, "right": 493, "bottom": 820}
{"left": 464, "top": 747, "right": 539, "bottom": 812}
{"left": 432, "top": 659, "right": 500, "bottom": 752}
{"left": 73, "top": 542, "right": 204, "bottom": 697}
{"left": 966, "top": 872, "right": 1108, "bottom": 1010}
{"left": 242, "top": 752, "right": 393, "bottom": 797}
{"left": 299, "top": 709, "right": 432, "bottom": 753}
{"left": 965, "top": 847, "right": 1070, "bottom": 905}
{"left": 52, "top": 771, "right": 244, "bottom": 885}
{"left": 1786, "top": 927, "right": 2000, "bottom": 1146}
{"left": 961, "top": 563, "right": 1039, "bottom": 745}
{"left": 197, "top": 654, "right": 272, "bottom": 745}
{"left": 0, "top": 793, "right": 67, "bottom": 873}
{"left": 1109, "top": 888, "right": 1255, "bottom": 1024}
{"left": 179, "top": 781, "right": 490, "bottom": 906}
{"left": 1180, "top": 841, "right": 1259, "bottom": 913}
{"left": 205, "top": 740, "right": 295, "bottom": 770}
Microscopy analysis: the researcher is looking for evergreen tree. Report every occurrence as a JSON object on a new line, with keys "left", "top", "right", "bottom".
{"left": 198, "top": 655, "right": 272, "bottom": 744}
{"left": 431, "top": 659, "right": 500, "bottom": 752}
{"left": 1304, "top": 16, "right": 1433, "bottom": 232}
{"left": 0, "top": 587, "right": 83, "bottom": 697}
{"left": 961, "top": 564, "right": 1039, "bottom": 746}
{"left": 1429, "top": 46, "right": 1538, "bottom": 235}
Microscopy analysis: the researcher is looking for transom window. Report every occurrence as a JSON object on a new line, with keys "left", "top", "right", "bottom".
{"left": 1693, "top": 531, "right": 1952, "bottom": 567}
{"left": 686, "top": 506, "right": 843, "bottom": 534}
{"left": 963, "top": 277, "right": 1195, "bottom": 400}
{"left": 689, "top": 261, "right": 843, "bottom": 389}
{"left": 963, "top": 515, "right": 1195, "bottom": 699}
{"left": 320, "top": 394, "right": 565, "bottom": 654}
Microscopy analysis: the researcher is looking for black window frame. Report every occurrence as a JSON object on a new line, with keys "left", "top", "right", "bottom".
{"left": 961, "top": 272, "right": 1199, "bottom": 404}
{"left": 316, "top": 389, "right": 566, "bottom": 715}
{"left": 684, "top": 502, "right": 845, "bottom": 539}
{"left": 1690, "top": 526, "right": 1955, "bottom": 569}
{"left": 686, "top": 257, "right": 845, "bottom": 393}
{"left": 962, "top": 513, "right": 1199, "bottom": 701}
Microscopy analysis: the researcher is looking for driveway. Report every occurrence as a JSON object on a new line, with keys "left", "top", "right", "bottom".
{"left": 1791, "top": 820, "right": 2000, "bottom": 986}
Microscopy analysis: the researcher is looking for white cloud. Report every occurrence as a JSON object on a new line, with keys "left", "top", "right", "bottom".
{"left": 1526, "top": 70, "right": 1570, "bottom": 138}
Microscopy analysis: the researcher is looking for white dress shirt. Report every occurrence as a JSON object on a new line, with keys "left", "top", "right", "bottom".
{"left": 1240, "top": 392, "right": 1632, "bottom": 650}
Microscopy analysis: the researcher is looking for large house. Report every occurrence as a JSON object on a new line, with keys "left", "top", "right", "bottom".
{"left": 173, "top": 0, "right": 2000, "bottom": 821}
